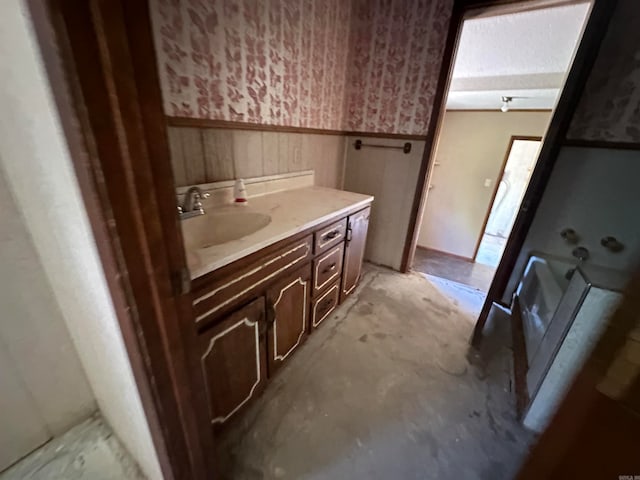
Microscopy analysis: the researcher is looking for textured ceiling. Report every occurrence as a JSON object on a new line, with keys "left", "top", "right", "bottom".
{"left": 446, "top": 2, "right": 591, "bottom": 110}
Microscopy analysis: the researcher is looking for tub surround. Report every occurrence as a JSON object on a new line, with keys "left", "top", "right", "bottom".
{"left": 182, "top": 186, "right": 373, "bottom": 279}
{"left": 514, "top": 254, "right": 627, "bottom": 432}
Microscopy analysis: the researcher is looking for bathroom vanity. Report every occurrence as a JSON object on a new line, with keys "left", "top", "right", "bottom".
{"left": 180, "top": 185, "right": 373, "bottom": 430}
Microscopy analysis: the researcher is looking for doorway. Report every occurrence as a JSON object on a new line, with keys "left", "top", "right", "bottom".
{"left": 475, "top": 136, "right": 542, "bottom": 267}
{"left": 411, "top": 1, "right": 592, "bottom": 315}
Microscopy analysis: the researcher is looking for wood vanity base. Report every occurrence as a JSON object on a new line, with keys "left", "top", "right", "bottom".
{"left": 190, "top": 205, "right": 371, "bottom": 433}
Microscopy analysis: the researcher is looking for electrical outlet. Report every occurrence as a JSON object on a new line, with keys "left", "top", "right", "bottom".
{"left": 484, "top": 178, "right": 492, "bottom": 187}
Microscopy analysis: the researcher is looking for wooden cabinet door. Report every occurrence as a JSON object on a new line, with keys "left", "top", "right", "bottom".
{"left": 198, "top": 297, "right": 267, "bottom": 429}
{"left": 342, "top": 207, "right": 370, "bottom": 300}
{"left": 267, "top": 264, "right": 311, "bottom": 373}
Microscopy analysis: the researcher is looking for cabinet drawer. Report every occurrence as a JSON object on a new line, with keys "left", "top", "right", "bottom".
{"left": 311, "top": 281, "right": 340, "bottom": 329}
{"left": 314, "top": 218, "right": 347, "bottom": 254}
{"left": 313, "top": 242, "right": 344, "bottom": 294}
{"left": 192, "top": 235, "right": 313, "bottom": 325}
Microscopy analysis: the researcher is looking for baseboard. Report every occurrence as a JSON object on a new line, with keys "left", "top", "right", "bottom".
{"left": 415, "top": 245, "right": 474, "bottom": 263}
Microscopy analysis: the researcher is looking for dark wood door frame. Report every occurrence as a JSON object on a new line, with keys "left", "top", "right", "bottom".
{"left": 397, "top": 0, "right": 615, "bottom": 346}
{"left": 400, "top": 0, "right": 591, "bottom": 274}
{"left": 30, "top": 0, "right": 213, "bottom": 478}
{"left": 471, "top": 0, "right": 616, "bottom": 345}
{"left": 471, "top": 135, "right": 543, "bottom": 262}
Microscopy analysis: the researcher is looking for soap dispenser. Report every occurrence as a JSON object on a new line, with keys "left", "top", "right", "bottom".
{"left": 234, "top": 178, "right": 248, "bottom": 205}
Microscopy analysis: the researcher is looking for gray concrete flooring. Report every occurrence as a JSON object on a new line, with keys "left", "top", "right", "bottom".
{"left": 421, "top": 273, "right": 486, "bottom": 319}
{"left": 0, "top": 415, "right": 144, "bottom": 480}
{"left": 216, "top": 265, "right": 534, "bottom": 479}
{"left": 412, "top": 249, "right": 496, "bottom": 292}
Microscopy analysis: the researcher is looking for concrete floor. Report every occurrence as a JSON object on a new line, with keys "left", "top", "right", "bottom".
{"left": 422, "top": 273, "right": 486, "bottom": 319}
{"left": 412, "top": 248, "right": 495, "bottom": 292}
{"left": 216, "top": 264, "right": 534, "bottom": 479}
{"left": 0, "top": 415, "right": 144, "bottom": 480}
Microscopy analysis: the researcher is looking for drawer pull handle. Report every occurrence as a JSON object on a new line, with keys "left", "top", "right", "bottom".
{"left": 323, "top": 230, "right": 340, "bottom": 241}
{"left": 322, "top": 263, "right": 337, "bottom": 274}
{"left": 320, "top": 298, "right": 334, "bottom": 311}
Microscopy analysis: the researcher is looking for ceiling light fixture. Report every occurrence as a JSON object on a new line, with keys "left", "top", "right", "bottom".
{"left": 501, "top": 96, "right": 512, "bottom": 113}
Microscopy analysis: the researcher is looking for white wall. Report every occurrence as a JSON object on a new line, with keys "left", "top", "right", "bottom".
{"left": 417, "top": 111, "right": 551, "bottom": 258}
{"left": 343, "top": 136, "right": 425, "bottom": 270}
{"left": 503, "top": 146, "right": 640, "bottom": 302}
{"left": 0, "top": 168, "right": 96, "bottom": 438}
{"left": 0, "top": 2, "right": 162, "bottom": 479}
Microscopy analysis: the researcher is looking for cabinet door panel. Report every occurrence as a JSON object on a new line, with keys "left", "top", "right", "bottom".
{"left": 198, "top": 297, "right": 266, "bottom": 428}
{"left": 267, "top": 264, "right": 311, "bottom": 373}
{"left": 342, "top": 207, "right": 371, "bottom": 300}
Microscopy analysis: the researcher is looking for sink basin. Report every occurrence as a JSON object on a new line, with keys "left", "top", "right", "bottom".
{"left": 183, "top": 211, "right": 272, "bottom": 250}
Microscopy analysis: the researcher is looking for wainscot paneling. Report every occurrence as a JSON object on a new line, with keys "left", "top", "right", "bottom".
{"left": 168, "top": 126, "right": 345, "bottom": 189}
{"left": 343, "top": 136, "right": 426, "bottom": 270}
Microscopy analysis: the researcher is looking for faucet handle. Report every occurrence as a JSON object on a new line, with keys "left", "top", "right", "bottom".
{"left": 193, "top": 191, "right": 210, "bottom": 211}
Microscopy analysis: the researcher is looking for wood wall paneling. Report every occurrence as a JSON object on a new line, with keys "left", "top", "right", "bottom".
{"left": 167, "top": 127, "right": 206, "bottom": 186}
{"left": 201, "top": 130, "right": 235, "bottom": 181}
{"left": 343, "top": 137, "right": 424, "bottom": 270}
{"left": 233, "top": 130, "right": 263, "bottom": 179}
{"left": 261, "top": 131, "right": 280, "bottom": 176}
{"left": 168, "top": 126, "right": 346, "bottom": 190}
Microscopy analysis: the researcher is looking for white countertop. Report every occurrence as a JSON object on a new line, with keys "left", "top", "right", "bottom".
{"left": 182, "top": 186, "right": 373, "bottom": 279}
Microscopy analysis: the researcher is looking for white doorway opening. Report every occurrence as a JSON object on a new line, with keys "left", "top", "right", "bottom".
{"left": 475, "top": 137, "right": 542, "bottom": 267}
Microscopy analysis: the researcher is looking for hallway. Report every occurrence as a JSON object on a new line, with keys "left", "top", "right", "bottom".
{"left": 412, "top": 248, "right": 496, "bottom": 292}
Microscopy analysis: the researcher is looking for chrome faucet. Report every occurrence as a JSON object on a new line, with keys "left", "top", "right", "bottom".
{"left": 178, "top": 186, "right": 210, "bottom": 220}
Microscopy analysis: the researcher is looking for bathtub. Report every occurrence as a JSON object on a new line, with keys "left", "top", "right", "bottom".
{"left": 516, "top": 254, "right": 576, "bottom": 365}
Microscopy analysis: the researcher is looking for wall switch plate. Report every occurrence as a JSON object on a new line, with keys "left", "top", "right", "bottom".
{"left": 484, "top": 178, "right": 492, "bottom": 187}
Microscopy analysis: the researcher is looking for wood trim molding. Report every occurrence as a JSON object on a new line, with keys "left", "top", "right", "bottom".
{"left": 41, "top": 0, "right": 215, "bottom": 477}
{"left": 471, "top": 135, "right": 543, "bottom": 262}
{"left": 344, "top": 131, "right": 428, "bottom": 141}
{"left": 166, "top": 116, "right": 428, "bottom": 141}
{"left": 445, "top": 109, "right": 553, "bottom": 113}
{"left": 272, "top": 276, "right": 308, "bottom": 361}
{"left": 415, "top": 245, "right": 474, "bottom": 263}
{"left": 193, "top": 239, "right": 312, "bottom": 322}
{"left": 399, "top": 1, "right": 466, "bottom": 273}
{"left": 201, "top": 316, "right": 261, "bottom": 425}
{"left": 563, "top": 138, "right": 640, "bottom": 151}
{"left": 314, "top": 245, "right": 343, "bottom": 291}
{"left": 312, "top": 284, "right": 340, "bottom": 328}
{"left": 511, "top": 296, "right": 530, "bottom": 418}
{"left": 28, "top": 2, "right": 179, "bottom": 478}
{"left": 463, "top": 0, "right": 591, "bottom": 19}
{"left": 167, "top": 115, "right": 344, "bottom": 136}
